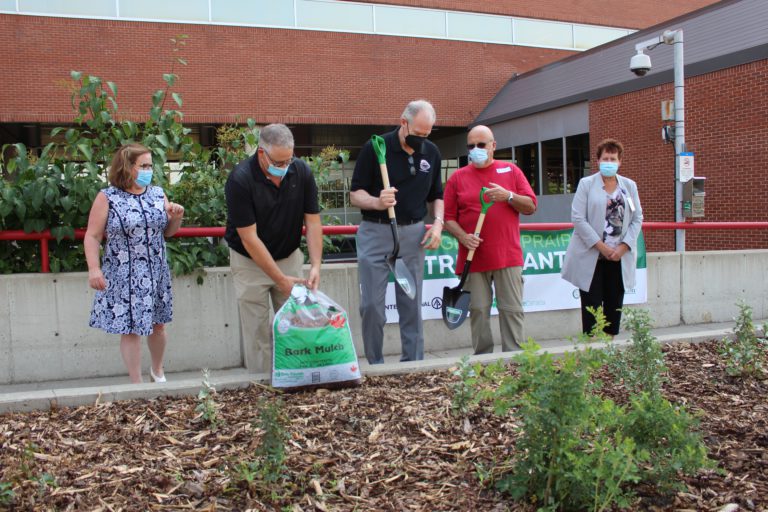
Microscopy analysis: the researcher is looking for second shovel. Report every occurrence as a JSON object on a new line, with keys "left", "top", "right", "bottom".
{"left": 370, "top": 135, "right": 417, "bottom": 300}
{"left": 441, "top": 187, "right": 493, "bottom": 329}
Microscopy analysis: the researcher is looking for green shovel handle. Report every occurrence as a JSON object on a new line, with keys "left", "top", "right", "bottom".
{"left": 480, "top": 187, "right": 494, "bottom": 213}
{"left": 371, "top": 135, "right": 386, "bottom": 164}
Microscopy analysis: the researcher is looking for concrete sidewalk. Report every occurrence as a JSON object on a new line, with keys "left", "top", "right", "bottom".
{"left": 0, "top": 320, "right": 749, "bottom": 413}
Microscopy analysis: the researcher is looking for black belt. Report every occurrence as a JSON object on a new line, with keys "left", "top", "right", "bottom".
{"left": 362, "top": 216, "right": 422, "bottom": 226}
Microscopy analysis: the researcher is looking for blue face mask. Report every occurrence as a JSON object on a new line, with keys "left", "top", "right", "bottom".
{"left": 469, "top": 147, "right": 488, "bottom": 164}
{"left": 599, "top": 162, "right": 619, "bottom": 177}
{"left": 267, "top": 164, "right": 289, "bottom": 178}
{"left": 136, "top": 169, "right": 153, "bottom": 187}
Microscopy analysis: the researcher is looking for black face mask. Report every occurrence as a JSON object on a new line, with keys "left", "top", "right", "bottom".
{"left": 405, "top": 134, "right": 426, "bottom": 153}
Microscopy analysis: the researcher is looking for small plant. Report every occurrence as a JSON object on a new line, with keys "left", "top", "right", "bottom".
{"left": 582, "top": 305, "right": 614, "bottom": 344}
{"left": 254, "top": 398, "right": 290, "bottom": 483}
{"left": 450, "top": 355, "right": 478, "bottom": 416}
{"left": 606, "top": 308, "right": 668, "bottom": 396}
{"left": 232, "top": 397, "right": 290, "bottom": 489}
{"left": 720, "top": 301, "right": 767, "bottom": 378}
{"left": 0, "top": 481, "right": 14, "bottom": 506}
{"left": 35, "top": 472, "right": 58, "bottom": 497}
{"left": 195, "top": 368, "right": 219, "bottom": 430}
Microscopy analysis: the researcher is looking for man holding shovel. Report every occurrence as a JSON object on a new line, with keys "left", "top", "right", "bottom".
{"left": 350, "top": 100, "right": 444, "bottom": 364}
{"left": 443, "top": 125, "right": 536, "bottom": 354}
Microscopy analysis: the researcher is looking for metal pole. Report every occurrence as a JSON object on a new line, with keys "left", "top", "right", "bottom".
{"left": 670, "top": 29, "right": 685, "bottom": 251}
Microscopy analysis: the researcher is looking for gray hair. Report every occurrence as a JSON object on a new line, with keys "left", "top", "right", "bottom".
{"left": 259, "top": 123, "right": 294, "bottom": 150}
{"left": 401, "top": 100, "right": 436, "bottom": 124}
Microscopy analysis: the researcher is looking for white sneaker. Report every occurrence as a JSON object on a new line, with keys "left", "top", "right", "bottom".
{"left": 150, "top": 367, "right": 167, "bottom": 383}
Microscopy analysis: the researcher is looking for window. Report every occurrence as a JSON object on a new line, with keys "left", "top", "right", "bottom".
{"left": 446, "top": 12, "right": 512, "bottom": 43}
{"left": 514, "top": 143, "right": 538, "bottom": 193}
{"left": 515, "top": 19, "right": 572, "bottom": 48}
{"left": 212, "top": 0, "right": 294, "bottom": 26}
{"left": 376, "top": 6, "right": 445, "bottom": 37}
{"left": 120, "top": 0, "right": 208, "bottom": 21}
{"left": 297, "top": 0, "right": 373, "bottom": 32}
{"left": 541, "top": 138, "right": 564, "bottom": 195}
{"left": 565, "top": 133, "right": 590, "bottom": 192}
{"left": 19, "top": 0, "right": 116, "bottom": 16}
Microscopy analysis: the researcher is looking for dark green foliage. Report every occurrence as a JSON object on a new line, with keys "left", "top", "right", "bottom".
{"left": 467, "top": 308, "right": 713, "bottom": 511}
{"left": 1, "top": 40, "right": 340, "bottom": 275}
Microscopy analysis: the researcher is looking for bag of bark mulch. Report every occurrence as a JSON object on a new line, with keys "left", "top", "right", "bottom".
{"left": 272, "top": 285, "right": 362, "bottom": 391}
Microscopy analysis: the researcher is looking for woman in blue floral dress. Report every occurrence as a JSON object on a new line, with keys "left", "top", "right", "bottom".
{"left": 84, "top": 144, "right": 185, "bottom": 383}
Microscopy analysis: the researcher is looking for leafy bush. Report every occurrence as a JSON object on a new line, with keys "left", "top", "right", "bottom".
{"left": 719, "top": 301, "right": 768, "bottom": 378}
{"left": 1, "top": 39, "right": 342, "bottom": 275}
{"left": 606, "top": 308, "right": 668, "bottom": 396}
{"left": 468, "top": 311, "right": 712, "bottom": 510}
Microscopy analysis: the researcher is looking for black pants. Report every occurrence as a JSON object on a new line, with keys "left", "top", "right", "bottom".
{"left": 579, "top": 259, "right": 625, "bottom": 336}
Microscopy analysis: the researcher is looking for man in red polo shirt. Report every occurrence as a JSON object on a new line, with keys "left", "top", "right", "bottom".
{"left": 443, "top": 125, "right": 537, "bottom": 353}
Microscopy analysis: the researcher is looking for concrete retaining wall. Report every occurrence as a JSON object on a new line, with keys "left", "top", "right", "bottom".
{"left": 1, "top": 250, "right": 766, "bottom": 384}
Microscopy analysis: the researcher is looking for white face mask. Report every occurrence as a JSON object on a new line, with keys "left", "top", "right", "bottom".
{"left": 469, "top": 147, "right": 488, "bottom": 164}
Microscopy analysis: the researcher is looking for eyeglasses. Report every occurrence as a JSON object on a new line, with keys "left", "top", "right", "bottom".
{"left": 466, "top": 141, "right": 493, "bottom": 150}
{"left": 407, "top": 155, "right": 416, "bottom": 176}
{"left": 137, "top": 163, "right": 153, "bottom": 170}
{"left": 262, "top": 147, "right": 295, "bottom": 168}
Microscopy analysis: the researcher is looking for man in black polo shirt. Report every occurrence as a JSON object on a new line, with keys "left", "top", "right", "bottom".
{"left": 350, "top": 100, "right": 444, "bottom": 364}
{"left": 224, "top": 123, "right": 322, "bottom": 373}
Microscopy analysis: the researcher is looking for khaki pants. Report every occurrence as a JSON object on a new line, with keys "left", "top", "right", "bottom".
{"left": 229, "top": 248, "right": 303, "bottom": 373}
{"left": 466, "top": 266, "right": 525, "bottom": 354}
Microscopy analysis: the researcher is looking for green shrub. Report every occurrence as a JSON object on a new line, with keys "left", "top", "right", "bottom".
{"left": 620, "top": 392, "right": 712, "bottom": 490}
{"left": 606, "top": 308, "right": 668, "bottom": 396}
{"left": 469, "top": 313, "right": 712, "bottom": 510}
{"left": 719, "top": 301, "right": 768, "bottom": 378}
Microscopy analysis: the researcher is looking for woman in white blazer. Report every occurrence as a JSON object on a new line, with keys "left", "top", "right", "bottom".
{"left": 561, "top": 139, "right": 643, "bottom": 336}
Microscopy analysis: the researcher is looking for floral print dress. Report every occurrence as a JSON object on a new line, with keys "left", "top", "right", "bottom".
{"left": 89, "top": 186, "right": 173, "bottom": 335}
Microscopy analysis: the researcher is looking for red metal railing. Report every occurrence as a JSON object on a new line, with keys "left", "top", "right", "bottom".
{"left": 2, "top": 222, "right": 768, "bottom": 273}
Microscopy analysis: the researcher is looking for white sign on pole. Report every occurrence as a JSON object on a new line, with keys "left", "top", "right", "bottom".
{"left": 679, "top": 152, "right": 694, "bottom": 182}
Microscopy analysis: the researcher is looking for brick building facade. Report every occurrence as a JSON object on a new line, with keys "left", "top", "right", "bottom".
{"left": 590, "top": 59, "right": 768, "bottom": 251}
{"left": 473, "top": 0, "right": 767, "bottom": 252}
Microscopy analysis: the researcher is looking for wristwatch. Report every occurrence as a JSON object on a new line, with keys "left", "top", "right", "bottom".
{"left": 507, "top": 191, "right": 515, "bottom": 204}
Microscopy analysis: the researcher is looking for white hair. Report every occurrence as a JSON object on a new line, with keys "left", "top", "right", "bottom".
{"left": 401, "top": 100, "right": 436, "bottom": 124}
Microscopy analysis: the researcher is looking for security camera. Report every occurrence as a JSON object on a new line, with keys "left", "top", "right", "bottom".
{"left": 630, "top": 51, "right": 651, "bottom": 76}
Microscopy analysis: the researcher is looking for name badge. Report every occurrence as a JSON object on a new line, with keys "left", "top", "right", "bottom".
{"left": 622, "top": 188, "right": 636, "bottom": 212}
{"left": 496, "top": 166, "right": 511, "bottom": 174}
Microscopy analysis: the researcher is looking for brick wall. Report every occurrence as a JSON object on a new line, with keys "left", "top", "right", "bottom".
{"left": 589, "top": 59, "right": 768, "bottom": 252}
{"left": 0, "top": 14, "right": 571, "bottom": 127}
{"left": 345, "top": 0, "right": 720, "bottom": 29}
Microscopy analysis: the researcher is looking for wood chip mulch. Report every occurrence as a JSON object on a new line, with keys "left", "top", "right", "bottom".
{"left": 1, "top": 339, "right": 766, "bottom": 511}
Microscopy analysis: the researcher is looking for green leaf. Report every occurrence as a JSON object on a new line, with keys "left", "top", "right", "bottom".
{"left": 71, "top": 71, "right": 82, "bottom": 81}
{"left": 156, "top": 134, "right": 170, "bottom": 148}
{"left": 60, "top": 195, "right": 73, "bottom": 212}
{"left": 152, "top": 90, "right": 164, "bottom": 107}
{"left": 107, "top": 81, "right": 117, "bottom": 97}
{"left": 172, "top": 92, "right": 182, "bottom": 107}
{"left": 77, "top": 144, "right": 93, "bottom": 161}
{"left": 177, "top": 58, "right": 188, "bottom": 66}
{"left": 163, "top": 73, "right": 176, "bottom": 87}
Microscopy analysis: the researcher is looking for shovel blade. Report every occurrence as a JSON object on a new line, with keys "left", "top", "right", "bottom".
{"left": 441, "top": 286, "right": 471, "bottom": 329}
{"left": 387, "top": 255, "right": 417, "bottom": 300}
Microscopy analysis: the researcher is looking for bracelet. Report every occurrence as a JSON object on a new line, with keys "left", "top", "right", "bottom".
{"left": 434, "top": 216, "right": 443, "bottom": 224}
{"left": 507, "top": 191, "right": 515, "bottom": 203}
